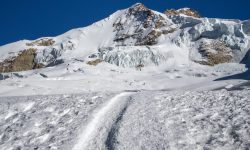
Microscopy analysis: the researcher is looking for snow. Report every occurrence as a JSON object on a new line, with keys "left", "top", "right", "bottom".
{"left": 0, "top": 40, "right": 30, "bottom": 61}
{"left": 0, "top": 58, "right": 248, "bottom": 149}
{"left": 0, "top": 90, "right": 249, "bottom": 149}
{"left": 115, "top": 90, "right": 250, "bottom": 149}
{"left": 0, "top": 2, "right": 249, "bottom": 67}
{"left": 0, "top": 3, "right": 250, "bottom": 150}
{"left": 0, "top": 92, "right": 115, "bottom": 150}
{"left": 72, "top": 92, "right": 134, "bottom": 150}
{"left": 0, "top": 60, "right": 247, "bottom": 97}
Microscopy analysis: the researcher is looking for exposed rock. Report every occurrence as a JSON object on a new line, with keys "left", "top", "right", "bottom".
{"left": 0, "top": 48, "right": 44, "bottom": 73}
{"left": 165, "top": 8, "right": 201, "bottom": 18}
{"left": 136, "top": 64, "right": 144, "bottom": 71}
{"left": 113, "top": 3, "right": 172, "bottom": 46}
{"left": 162, "top": 28, "right": 176, "bottom": 34}
{"left": 139, "top": 30, "right": 162, "bottom": 45}
{"left": 0, "top": 3, "right": 249, "bottom": 70}
{"left": 3, "top": 39, "right": 75, "bottom": 72}
{"left": 177, "top": 18, "right": 248, "bottom": 59}
{"left": 87, "top": 59, "right": 103, "bottom": 66}
{"left": 46, "top": 59, "right": 64, "bottom": 67}
{"left": 40, "top": 73, "right": 48, "bottom": 78}
{"left": 88, "top": 54, "right": 98, "bottom": 58}
{"left": 12, "top": 73, "right": 24, "bottom": 78}
{"left": 26, "top": 38, "right": 55, "bottom": 46}
{"left": 196, "top": 41, "right": 233, "bottom": 66}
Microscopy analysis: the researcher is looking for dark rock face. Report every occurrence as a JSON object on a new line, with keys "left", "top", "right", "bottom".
{"left": 165, "top": 8, "right": 201, "bottom": 18}
{"left": 0, "top": 38, "right": 73, "bottom": 73}
{"left": 0, "top": 48, "right": 44, "bottom": 73}
{"left": 195, "top": 41, "right": 233, "bottom": 66}
{"left": 113, "top": 3, "right": 172, "bottom": 46}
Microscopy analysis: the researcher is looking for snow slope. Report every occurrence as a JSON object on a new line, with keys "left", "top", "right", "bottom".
{"left": 0, "top": 92, "right": 115, "bottom": 150}
{"left": 0, "top": 3, "right": 250, "bottom": 150}
{"left": 0, "top": 90, "right": 249, "bottom": 149}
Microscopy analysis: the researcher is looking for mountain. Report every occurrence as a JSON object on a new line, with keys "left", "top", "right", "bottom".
{"left": 1, "top": 3, "right": 250, "bottom": 150}
{"left": 0, "top": 3, "right": 249, "bottom": 73}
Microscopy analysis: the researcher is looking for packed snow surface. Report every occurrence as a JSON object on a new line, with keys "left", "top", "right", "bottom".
{"left": 0, "top": 90, "right": 249, "bottom": 149}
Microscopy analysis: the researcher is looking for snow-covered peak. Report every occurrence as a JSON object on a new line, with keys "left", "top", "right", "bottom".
{"left": 0, "top": 3, "right": 250, "bottom": 73}
{"left": 112, "top": 3, "right": 174, "bottom": 46}
{"left": 129, "top": 3, "right": 148, "bottom": 11}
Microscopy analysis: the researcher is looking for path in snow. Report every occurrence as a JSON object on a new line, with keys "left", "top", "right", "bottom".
{"left": 0, "top": 93, "right": 114, "bottom": 150}
{"left": 0, "top": 90, "right": 249, "bottom": 149}
{"left": 72, "top": 92, "right": 135, "bottom": 150}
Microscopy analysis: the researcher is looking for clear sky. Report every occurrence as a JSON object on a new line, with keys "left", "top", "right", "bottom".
{"left": 0, "top": 0, "right": 249, "bottom": 46}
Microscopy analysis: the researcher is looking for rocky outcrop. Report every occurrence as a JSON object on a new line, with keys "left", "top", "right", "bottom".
{"left": 195, "top": 41, "right": 233, "bottom": 66}
{"left": 0, "top": 48, "right": 44, "bottom": 73}
{"left": 113, "top": 3, "right": 174, "bottom": 46}
{"left": 87, "top": 59, "right": 103, "bottom": 66}
{"left": 140, "top": 30, "right": 162, "bottom": 45}
{"left": 26, "top": 38, "right": 55, "bottom": 46}
{"left": 175, "top": 16, "right": 249, "bottom": 65}
{"left": 0, "top": 39, "right": 76, "bottom": 73}
{"left": 165, "top": 8, "right": 201, "bottom": 18}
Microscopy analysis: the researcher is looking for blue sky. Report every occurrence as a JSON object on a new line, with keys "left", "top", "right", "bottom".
{"left": 0, "top": 0, "right": 249, "bottom": 46}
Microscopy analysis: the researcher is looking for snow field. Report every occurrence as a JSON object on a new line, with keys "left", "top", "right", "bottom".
{"left": 0, "top": 89, "right": 249, "bottom": 149}
{"left": 0, "top": 93, "right": 115, "bottom": 150}
{"left": 116, "top": 90, "right": 250, "bottom": 150}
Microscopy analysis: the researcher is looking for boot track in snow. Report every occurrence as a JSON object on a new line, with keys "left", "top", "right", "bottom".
{"left": 72, "top": 92, "right": 135, "bottom": 150}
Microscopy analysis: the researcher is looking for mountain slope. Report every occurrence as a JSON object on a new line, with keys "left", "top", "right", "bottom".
{"left": 0, "top": 3, "right": 250, "bottom": 73}
{"left": 0, "top": 3, "right": 250, "bottom": 150}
